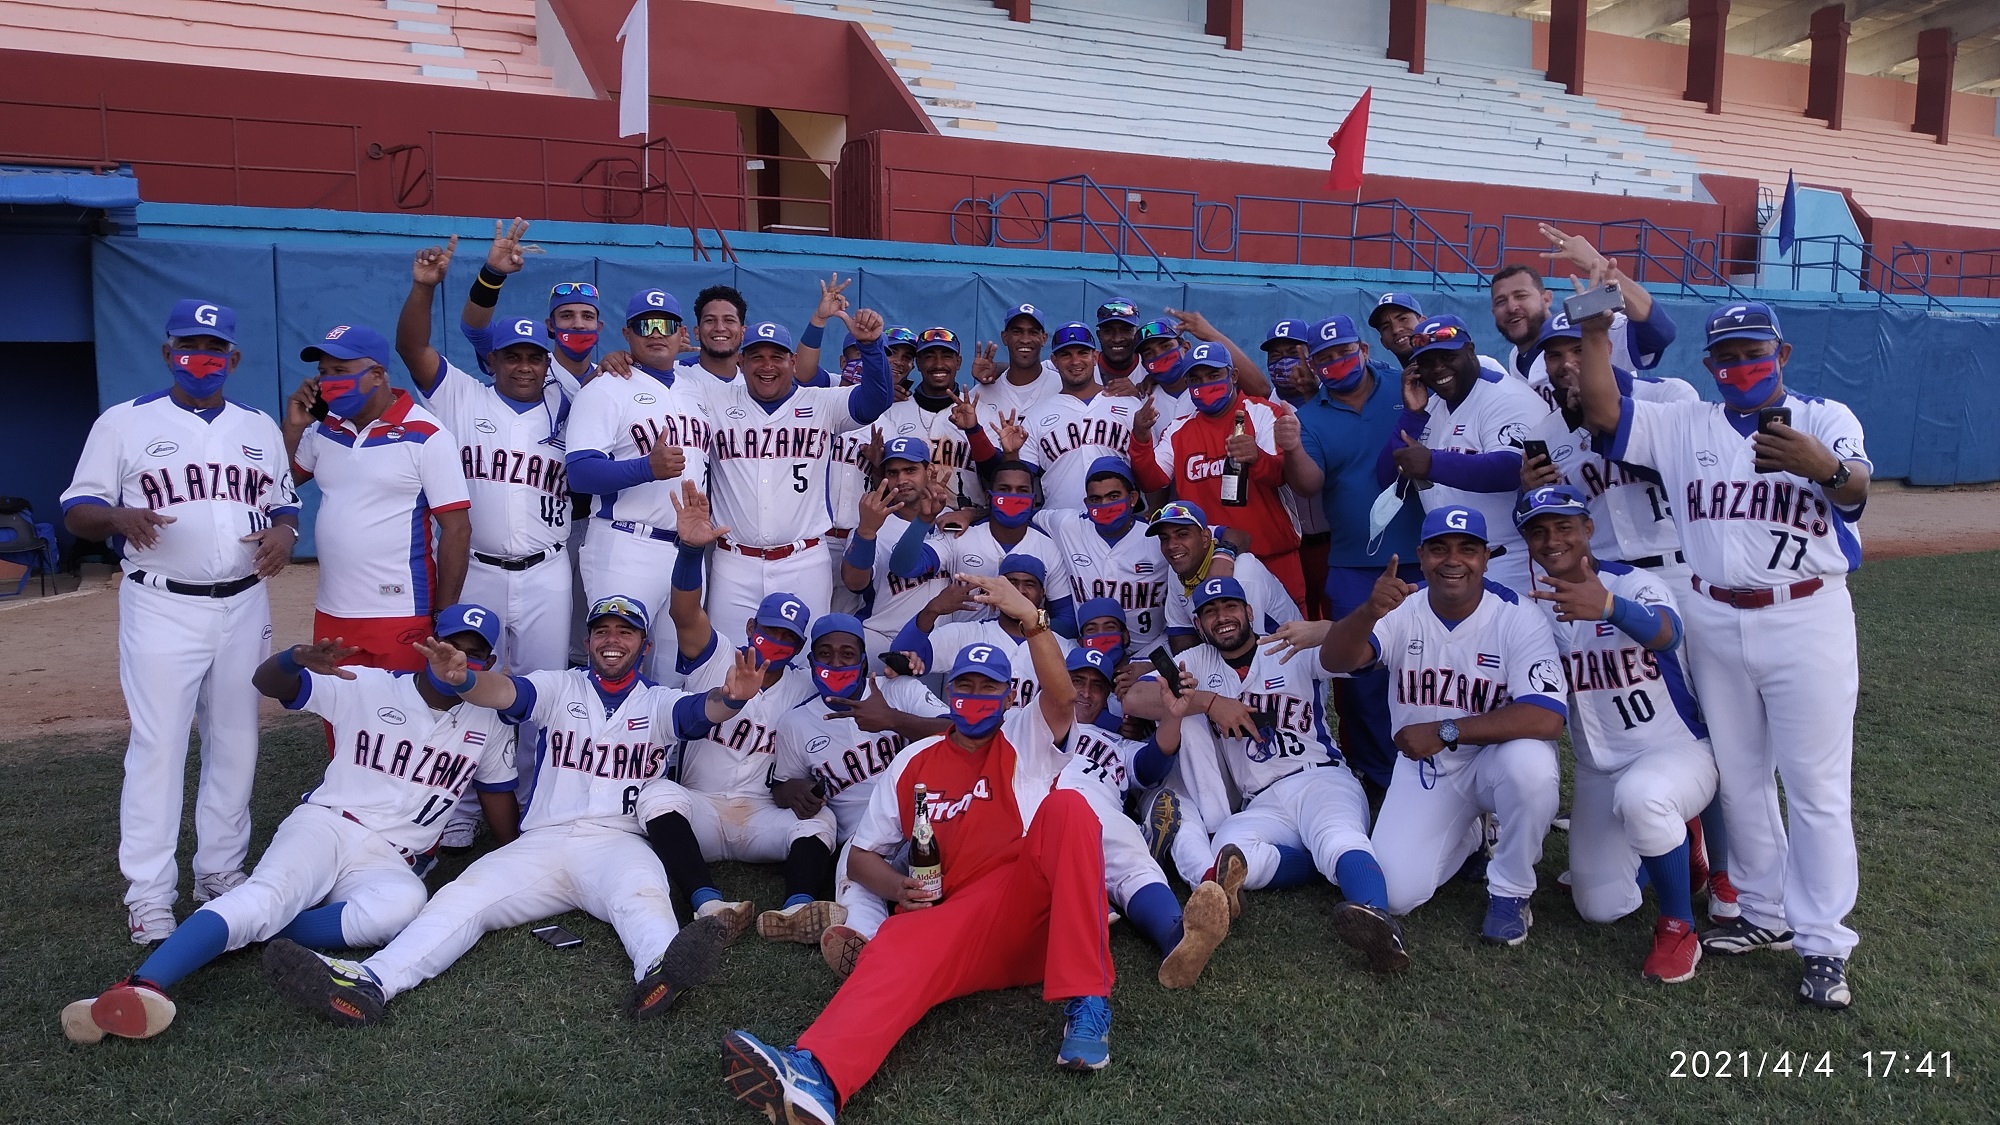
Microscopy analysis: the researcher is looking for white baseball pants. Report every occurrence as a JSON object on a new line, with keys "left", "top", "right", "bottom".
{"left": 1066, "top": 780, "right": 1168, "bottom": 909}
{"left": 634, "top": 783, "right": 837, "bottom": 860}
{"left": 578, "top": 520, "right": 681, "bottom": 681}
{"left": 706, "top": 543, "right": 834, "bottom": 651}
{"left": 835, "top": 839, "right": 895, "bottom": 939}
{"left": 203, "top": 804, "right": 426, "bottom": 949}
{"left": 1372, "top": 738, "right": 1560, "bottom": 913}
{"left": 1211, "top": 766, "right": 1375, "bottom": 891}
{"left": 1568, "top": 740, "right": 1717, "bottom": 924}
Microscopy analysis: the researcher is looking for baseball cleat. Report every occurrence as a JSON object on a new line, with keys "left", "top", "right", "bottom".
{"left": 1141, "top": 787, "right": 1182, "bottom": 867}
{"left": 1797, "top": 955, "right": 1853, "bottom": 1011}
{"left": 1210, "top": 844, "right": 1249, "bottom": 920}
{"left": 722, "top": 1029, "right": 839, "bottom": 1125}
{"left": 819, "top": 924, "right": 868, "bottom": 981}
{"left": 1331, "top": 902, "right": 1411, "bottom": 974}
{"left": 85, "top": 976, "right": 178, "bottom": 1040}
{"left": 757, "top": 900, "right": 846, "bottom": 945}
{"left": 1706, "top": 871, "right": 1741, "bottom": 921}
{"left": 128, "top": 902, "right": 177, "bottom": 945}
{"left": 438, "top": 813, "right": 481, "bottom": 850}
{"left": 1480, "top": 894, "right": 1533, "bottom": 946}
{"left": 261, "top": 939, "right": 385, "bottom": 1028}
{"left": 1699, "top": 917, "right": 1793, "bottom": 955}
{"left": 1055, "top": 996, "right": 1111, "bottom": 1072}
{"left": 629, "top": 915, "right": 731, "bottom": 1021}
{"left": 1158, "top": 881, "right": 1230, "bottom": 989}
{"left": 192, "top": 870, "right": 248, "bottom": 904}
{"left": 1642, "top": 917, "right": 1702, "bottom": 984}
{"left": 61, "top": 998, "right": 106, "bottom": 1044}
{"left": 1686, "top": 818, "right": 1710, "bottom": 896}
{"left": 697, "top": 898, "right": 757, "bottom": 945}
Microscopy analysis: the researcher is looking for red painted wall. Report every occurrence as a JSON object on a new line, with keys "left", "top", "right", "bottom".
{"left": 0, "top": 50, "right": 747, "bottom": 227}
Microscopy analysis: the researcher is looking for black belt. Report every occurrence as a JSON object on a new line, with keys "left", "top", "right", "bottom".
{"left": 1622, "top": 550, "right": 1686, "bottom": 570}
{"left": 473, "top": 542, "right": 562, "bottom": 571}
{"left": 128, "top": 570, "right": 260, "bottom": 598}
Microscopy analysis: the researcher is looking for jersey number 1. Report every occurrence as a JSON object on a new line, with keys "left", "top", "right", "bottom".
{"left": 413, "top": 793, "right": 454, "bottom": 827}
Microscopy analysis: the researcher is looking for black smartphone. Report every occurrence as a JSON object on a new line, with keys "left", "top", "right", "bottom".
{"left": 1562, "top": 283, "right": 1625, "bottom": 323}
{"left": 531, "top": 924, "right": 583, "bottom": 950}
{"left": 307, "top": 386, "right": 330, "bottom": 421}
{"left": 1522, "top": 438, "right": 1549, "bottom": 466}
{"left": 1148, "top": 649, "right": 1184, "bottom": 696}
{"left": 1757, "top": 406, "right": 1791, "bottom": 435}
{"left": 880, "top": 651, "right": 915, "bottom": 678}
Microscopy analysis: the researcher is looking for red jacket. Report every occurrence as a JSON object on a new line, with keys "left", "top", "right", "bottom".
{"left": 1131, "top": 395, "right": 1300, "bottom": 557}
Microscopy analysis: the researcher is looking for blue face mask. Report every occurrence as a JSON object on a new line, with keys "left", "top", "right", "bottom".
{"left": 811, "top": 658, "right": 866, "bottom": 702}
{"left": 316, "top": 372, "right": 374, "bottom": 420}
{"left": 169, "top": 351, "right": 229, "bottom": 400}
{"left": 1708, "top": 355, "right": 1781, "bottom": 411}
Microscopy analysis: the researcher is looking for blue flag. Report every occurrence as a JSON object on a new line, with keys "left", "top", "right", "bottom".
{"left": 1777, "top": 170, "right": 1798, "bottom": 256}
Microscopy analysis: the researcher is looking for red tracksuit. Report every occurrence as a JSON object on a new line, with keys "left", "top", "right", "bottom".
{"left": 797, "top": 719, "right": 1112, "bottom": 1103}
{"left": 1131, "top": 395, "right": 1305, "bottom": 604}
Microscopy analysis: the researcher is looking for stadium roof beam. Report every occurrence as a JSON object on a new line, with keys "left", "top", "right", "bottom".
{"left": 1845, "top": 0, "right": 2000, "bottom": 75}
{"left": 1591, "top": 0, "right": 1690, "bottom": 38}
{"left": 1444, "top": 0, "right": 1542, "bottom": 13}
{"left": 1725, "top": 0, "right": 1899, "bottom": 59}
{"left": 1954, "top": 41, "right": 2000, "bottom": 91}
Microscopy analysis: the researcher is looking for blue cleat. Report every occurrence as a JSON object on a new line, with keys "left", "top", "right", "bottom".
{"left": 1056, "top": 995, "right": 1111, "bottom": 1072}
{"left": 1480, "top": 894, "right": 1532, "bottom": 947}
{"left": 722, "top": 1029, "right": 838, "bottom": 1125}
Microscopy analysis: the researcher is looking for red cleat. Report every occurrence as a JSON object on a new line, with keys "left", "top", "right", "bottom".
{"left": 1686, "top": 818, "right": 1710, "bottom": 897}
{"left": 1642, "top": 916, "right": 1701, "bottom": 984}
{"left": 1707, "top": 871, "right": 1741, "bottom": 921}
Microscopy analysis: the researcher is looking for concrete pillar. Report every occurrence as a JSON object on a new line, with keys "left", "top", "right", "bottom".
{"left": 1206, "top": 0, "right": 1244, "bottom": 51}
{"left": 1684, "top": 0, "right": 1729, "bottom": 115}
{"left": 1914, "top": 27, "right": 1956, "bottom": 143}
{"left": 1547, "top": 0, "right": 1588, "bottom": 96}
{"left": 1388, "top": 0, "right": 1426, "bottom": 75}
{"left": 1805, "top": 5, "right": 1849, "bottom": 128}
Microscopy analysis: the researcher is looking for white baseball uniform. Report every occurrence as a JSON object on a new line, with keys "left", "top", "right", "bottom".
{"left": 1163, "top": 551, "right": 1301, "bottom": 642}
{"left": 564, "top": 367, "right": 714, "bottom": 673}
{"left": 1054, "top": 718, "right": 1165, "bottom": 908}
{"left": 704, "top": 379, "right": 879, "bottom": 647}
{"left": 1036, "top": 509, "right": 1172, "bottom": 658}
{"left": 634, "top": 632, "right": 834, "bottom": 860}
{"left": 1606, "top": 388, "right": 1867, "bottom": 959}
{"left": 1365, "top": 585, "right": 1567, "bottom": 914}
{"left": 825, "top": 427, "right": 877, "bottom": 615}
{"left": 977, "top": 361, "right": 1062, "bottom": 418}
{"left": 354, "top": 668, "right": 712, "bottom": 998}
{"left": 294, "top": 391, "right": 470, "bottom": 620}
{"left": 1509, "top": 311, "right": 1669, "bottom": 412}
{"left": 203, "top": 668, "right": 518, "bottom": 949}
{"left": 1017, "top": 390, "right": 1141, "bottom": 510}
{"left": 1535, "top": 564, "right": 1717, "bottom": 923}
{"left": 919, "top": 520, "right": 1070, "bottom": 626}
{"left": 63, "top": 391, "right": 298, "bottom": 909}
{"left": 420, "top": 358, "right": 574, "bottom": 675}
{"left": 898, "top": 619, "right": 1075, "bottom": 713}
{"left": 1410, "top": 369, "right": 1553, "bottom": 594}
{"left": 856, "top": 514, "right": 950, "bottom": 665}
{"left": 877, "top": 395, "right": 998, "bottom": 511}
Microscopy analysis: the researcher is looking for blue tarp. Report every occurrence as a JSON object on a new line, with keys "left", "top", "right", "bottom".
{"left": 0, "top": 166, "right": 141, "bottom": 209}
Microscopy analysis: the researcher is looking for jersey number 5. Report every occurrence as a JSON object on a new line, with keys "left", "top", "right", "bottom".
{"left": 791, "top": 464, "right": 811, "bottom": 494}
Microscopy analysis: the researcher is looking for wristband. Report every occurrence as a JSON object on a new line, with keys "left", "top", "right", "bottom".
{"left": 476, "top": 265, "right": 508, "bottom": 289}
{"left": 671, "top": 541, "right": 706, "bottom": 592}
{"left": 716, "top": 688, "right": 750, "bottom": 711}
{"left": 1602, "top": 589, "right": 1616, "bottom": 621}
{"left": 799, "top": 322, "right": 825, "bottom": 350}
{"left": 844, "top": 534, "right": 876, "bottom": 570}
{"left": 426, "top": 665, "right": 474, "bottom": 696}
{"left": 1606, "top": 595, "right": 1667, "bottom": 643}
{"left": 275, "top": 647, "right": 302, "bottom": 676}
{"left": 467, "top": 274, "right": 501, "bottom": 309}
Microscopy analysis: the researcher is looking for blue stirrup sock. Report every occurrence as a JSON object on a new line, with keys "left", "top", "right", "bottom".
{"left": 1641, "top": 840, "right": 1696, "bottom": 924}
{"left": 1267, "top": 844, "right": 1318, "bottom": 889}
{"left": 273, "top": 902, "right": 352, "bottom": 949}
{"left": 134, "top": 909, "right": 231, "bottom": 989}
{"left": 1125, "top": 882, "right": 1184, "bottom": 955}
{"left": 1333, "top": 850, "right": 1389, "bottom": 910}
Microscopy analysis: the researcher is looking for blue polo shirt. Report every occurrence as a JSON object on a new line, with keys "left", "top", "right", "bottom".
{"left": 1298, "top": 367, "right": 1421, "bottom": 568}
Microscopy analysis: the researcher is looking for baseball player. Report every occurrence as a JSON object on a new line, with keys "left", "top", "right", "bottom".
{"left": 1498, "top": 225, "right": 1677, "bottom": 410}
{"left": 1034, "top": 457, "right": 1173, "bottom": 659}
{"left": 877, "top": 327, "right": 996, "bottom": 514}
{"left": 564, "top": 288, "right": 712, "bottom": 673}
{"left": 1131, "top": 342, "right": 1311, "bottom": 605}
{"left": 61, "top": 605, "right": 520, "bottom": 1043}
{"left": 1312, "top": 506, "right": 1567, "bottom": 945}
{"left": 1367, "top": 292, "right": 1425, "bottom": 368}
{"left": 63, "top": 299, "right": 300, "bottom": 941}
{"left": 1515, "top": 485, "right": 1717, "bottom": 982}
{"left": 886, "top": 452, "right": 1074, "bottom": 632}
{"left": 1016, "top": 323, "right": 1144, "bottom": 509}
{"left": 890, "top": 553, "right": 1075, "bottom": 711}
{"left": 703, "top": 311, "right": 892, "bottom": 645}
{"left": 260, "top": 594, "right": 767, "bottom": 1027}
{"left": 843, "top": 437, "right": 951, "bottom": 661}
{"left": 967, "top": 303, "right": 1062, "bottom": 417}
{"left": 446, "top": 220, "right": 605, "bottom": 393}
{"left": 769, "top": 613, "right": 951, "bottom": 977}
{"left": 1150, "top": 500, "right": 1300, "bottom": 650}
{"left": 283, "top": 323, "right": 471, "bottom": 669}
{"left": 722, "top": 573, "right": 1112, "bottom": 1124}
{"left": 681, "top": 284, "right": 748, "bottom": 384}
{"left": 1126, "top": 577, "right": 1406, "bottom": 973}
{"left": 1379, "top": 314, "right": 1553, "bottom": 596}
{"left": 1092, "top": 297, "right": 1146, "bottom": 392}
{"left": 1572, "top": 295, "right": 1869, "bottom": 1010}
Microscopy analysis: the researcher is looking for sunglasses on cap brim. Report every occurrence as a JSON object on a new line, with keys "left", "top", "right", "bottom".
{"left": 1408, "top": 326, "right": 1467, "bottom": 349}
{"left": 551, "top": 282, "right": 599, "bottom": 300}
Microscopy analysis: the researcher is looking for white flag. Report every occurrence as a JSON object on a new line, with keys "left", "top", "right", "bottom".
{"left": 617, "top": 0, "right": 649, "bottom": 139}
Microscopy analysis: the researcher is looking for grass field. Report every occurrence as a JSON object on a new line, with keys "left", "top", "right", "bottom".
{"left": 5, "top": 552, "right": 1995, "bottom": 1124}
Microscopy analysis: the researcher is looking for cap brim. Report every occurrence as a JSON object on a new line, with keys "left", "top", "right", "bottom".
{"left": 742, "top": 341, "right": 794, "bottom": 354}
{"left": 1145, "top": 518, "right": 1201, "bottom": 536}
{"left": 1705, "top": 329, "right": 1780, "bottom": 345}
{"left": 300, "top": 344, "right": 369, "bottom": 363}
{"left": 1097, "top": 315, "right": 1141, "bottom": 327}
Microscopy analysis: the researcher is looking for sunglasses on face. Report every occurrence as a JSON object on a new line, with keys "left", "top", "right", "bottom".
{"left": 628, "top": 314, "right": 682, "bottom": 337}
{"left": 1408, "top": 325, "right": 1466, "bottom": 349}
{"left": 551, "top": 282, "right": 599, "bottom": 300}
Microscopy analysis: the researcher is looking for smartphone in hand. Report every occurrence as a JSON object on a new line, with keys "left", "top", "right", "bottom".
{"left": 1757, "top": 406, "right": 1791, "bottom": 435}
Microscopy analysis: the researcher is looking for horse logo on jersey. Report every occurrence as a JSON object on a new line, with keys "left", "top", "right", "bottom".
{"left": 568, "top": 702, "right": 589, "bottom": 719}
{"left": 1498, "top": 423, "right": 1528, "bottom": 447}
{"left": 1528, "top": 660, "right": 1563, "bottom": 694}
{"left": 475, "top": 418, "right": 497, "bottom": 434}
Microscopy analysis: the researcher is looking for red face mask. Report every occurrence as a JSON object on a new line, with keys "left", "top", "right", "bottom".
{"left": 1316, "top": 352, "right": 1365, "bottom": 392}
{"left": 1088, "top": 498, "right": 1131, "bottom": 527}
{"left": 1144, "top": 347, "right": 1184, "bottom": 376}
{"left": 1710, "top": 356, "right": 1779, "bottom": 392}
{"left": 553, "top": 329, "right": 598, "bottom": 359}
{"left": 990, "top": 492, "right": 1034, "bottom": 527}
{"left": 1188, "top": 378, "right": 1233, "bottom": 415}
{"left": 748, "top": 629, "right": 800, "bottom": 668}
{"left": 948, "top": 691, "right": 1006, "bottom": 736}
{"left": 811, "top": 658, "right": 865, "bottom": 700}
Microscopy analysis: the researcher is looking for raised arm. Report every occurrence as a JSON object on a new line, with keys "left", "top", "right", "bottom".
{"left": 252, "top": 639, "right": 361, "bottom": 705}
{"left": 666, "top": 480, "right": 725, "bottom": 660}
{"left": 396, "top": 238, "right": 456, "bottom": 395}
{"left": 1575, "top": 287, "right": 1625, "bottom": 436}
{"left": 1320, "top": 555, "right": 1416, "bottom": 673}
{"left": 958, "top": 571, "right": 1074, "bottom": 742}
{"left": 460, "top": 218, "right": 529, "bottom": 338}
{"left": 1169, "top": 307, "right": 1271, "bottom": 398}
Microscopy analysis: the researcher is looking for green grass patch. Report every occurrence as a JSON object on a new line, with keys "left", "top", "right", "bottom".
{"left": 3, "top": 553, "right": 1995, "bottom": 1123}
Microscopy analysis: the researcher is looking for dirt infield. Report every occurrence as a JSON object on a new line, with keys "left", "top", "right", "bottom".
{"left": 5, "top": 481, "right": 1996, "bottom": 740}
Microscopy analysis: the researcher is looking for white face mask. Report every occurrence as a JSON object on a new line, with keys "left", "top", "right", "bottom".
{"left": 1367, "top": 481, "right": 1407, "bottom": 555}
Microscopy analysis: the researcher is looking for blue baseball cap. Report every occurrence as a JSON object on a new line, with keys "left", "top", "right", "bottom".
{"left": 1261, "top": 319, "right": 1312, "bottom": 351}
{"left": 999, "top": 553, "right": 1047, "bottom": 586}
{"left": 810, "top": 612, "right": 866, "bottom": 645}
{"left": 548, "top": 280, "right": 600, "bottom": 316}
{"left": 434, "top": 602, "right": 502, "bottom": 650}
{"left": 755, "top": 592, "right": 811, "bottom": 637}
{"left": 1146, "top": 499, "right": 1208, "bottom": 535}
{"left": 1420, "top": 505, "right": 1490, "bottom": 545}
{"left": 1085, "top": 455, "right": 1135, "bottom": 488}
{"left": 1368, "top": 291, "right": 1425, "bottom": 329}
{"left": 166, "top": 299, "right": 238, "bottom": 345}
{"left": 1191, "top": 576, "right": 1249, "bottom": 612}
{"left": 624, "top": 288, "right": 684, "bottom": 322}
{"left": 1704, "top": 301, "right": 1784, "bottom": 346}
{"left": 300, "top": 323, "right": 394, "bottom": 366}
{"left": 946, "top": 641, "right": 1013, "bottom": 686}
{"left": 884, "top": 325, "right": 918, "bottom": 350}
{"left": 1308, "top": 315, "right": 1361, "bottom": 352}
{"left": 742, "top": 321, "right": 795, "bottom": 354}
{"left": 585, "top": 593, "right": 651, "bottom": 633}
{"left": 1406, "top": 314, "right": 1476, "bottom": 361}
{"left": 1004, "top": 303, "right": 1046, "bottom": 330}
{"left": 1523, "top": 310, "right": 1582, "bottom": 368}
{"left": 1051, "top": 322, "right": 1096, "bottom": 352}
{"left": 1136, "top": 318, "right": 1180, "bottom": 344}
{"left": 487, "top": 315, "right": 551, "bottom": 354}
{"left": 881, "top": 436, "right": 931, "bottom": 465}
{"left": 1096, "top": 297, "right": 1142, "bottom": 327}
{"left": 915, "top": 326, "right": 961, "bottom": 355}
{"left": 1067, "top": 646, "right": 1116, "bottom": 679}
{"left": 1183, "top": 341, "right": 1231, "bottom": 375}
{"left": 1513, "top": 484, "right": 1592, "bottom": 528}
{"left": 1076, "top": 597, "right": 1127, "bottom": 629}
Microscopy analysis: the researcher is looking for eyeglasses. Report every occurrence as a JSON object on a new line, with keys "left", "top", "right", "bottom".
{"left": 628, "top": 314, "right": 682, "bottom": 337}
{"left": 1408, "top": 325, "right": 1466, "bottom": 348}
{"left": 550, "top": 282, "right": 599, "bottom": 300}
{"left": 918, "top": 327, "right": 958, "bottom": 344}
{"left": 1096, "top": 300, "right": 1138, "bottom": 319}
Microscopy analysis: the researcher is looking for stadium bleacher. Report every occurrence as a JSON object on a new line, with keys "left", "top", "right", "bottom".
{"left": 787, "top": 0, "right": 1704, "bottom": 200}
{"left": 3, "top": 0, "right": 556, "bottom": 93}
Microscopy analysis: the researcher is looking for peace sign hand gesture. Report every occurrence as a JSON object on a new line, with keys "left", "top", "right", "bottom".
{"left": 1531, "top": 568, "right": 1612, "bottom": 623}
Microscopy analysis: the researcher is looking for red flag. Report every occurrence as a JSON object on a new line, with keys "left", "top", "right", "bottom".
{"left": 1326, "top": 88, "right": 1372, "bottom": 193}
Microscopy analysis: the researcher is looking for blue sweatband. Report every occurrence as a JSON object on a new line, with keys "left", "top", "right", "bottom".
{"left": 1607, "top": 595, "right": 1672, "bottom": 647}
{"left": 799, "top": 322, "right": 825, "bottom": 350}
{"left": 426, "top": 665, "right": 473, "bottom": 696}
{"left": 844, "top": 534, "right": 876, "bottom": 571}
{"left": 275, "top": 647, "right": 302, "bottom": 676}
{"left": 672, "top": 542, "right": 706, "bottom": 592}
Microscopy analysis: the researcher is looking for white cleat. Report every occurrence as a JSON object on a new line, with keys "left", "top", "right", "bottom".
{"left": 128, "top": 902, "right": 177, "bottom": 945}
{"left": 192, "top": 870, "right": 248, "bottom": 903}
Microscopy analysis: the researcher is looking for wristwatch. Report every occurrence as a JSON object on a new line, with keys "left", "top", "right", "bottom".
{"left": 1021, "top": 608, "right": 1051, "bottom": 638}
{"left": 1438, "top": 719, "right": 1460, "bottom": 751}
{"left": 1820, "top": 463, "right": 1851, "bottom": 490}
